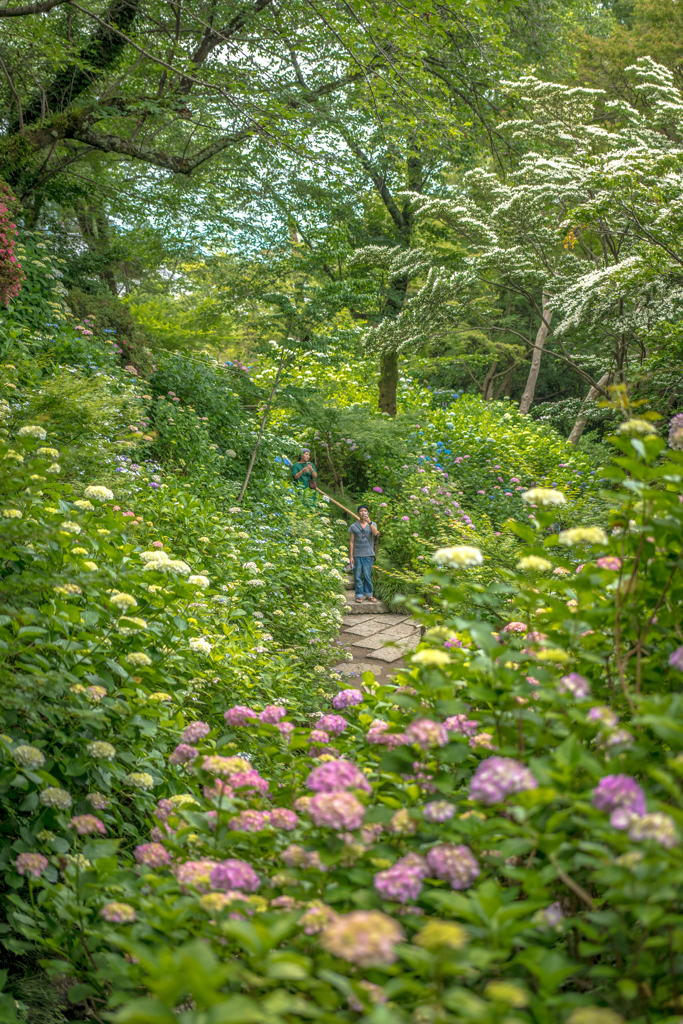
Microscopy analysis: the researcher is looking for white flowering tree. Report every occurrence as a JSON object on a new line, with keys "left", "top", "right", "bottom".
{"left": 361, "top": 58, "right": 683, "bottom": 438}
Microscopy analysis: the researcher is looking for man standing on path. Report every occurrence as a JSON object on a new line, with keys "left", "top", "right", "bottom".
{"left": 349, "top": 504, "right": 379, "bottom": 603}
{"left": 291, "top": 448, "right": 317, "bottom": 505}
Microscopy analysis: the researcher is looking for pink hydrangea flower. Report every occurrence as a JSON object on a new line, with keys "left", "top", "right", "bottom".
{"left": 469, "top": 756, "right": 537, "bottom": 804}
{"left": 426, "top": 843, "right": 480, "bottom": 889}
{"left": 177, "top": 859, "right": 219, "bottom": 892}
{"left": 309, "top": 729, "right": 330, "bottom": 744}
{"left": 224, "top": 705, "right": 258, "bottom": 726}
{"left": 134, "top": 843, "right": 170, "bottom": 867}
{"left": 587, "top": 706, "right": 619, "bottom": 729}
{"left": 169, "top": 743, "right": 198, "bottom": 765}
{"left": 181, "top": 721, "right": 210, "bottom": 743}
{"left": 306, "top": 759, "right": 371, "bottom": 793}
{"left": 321, "top": 910, "right": 404, "bottom": 966}
{"left": 629, "top": 812, "right": 678, "bottom": 848}
{"left": 669, "top": 647, "right": 683, "bottom": 672}
{"left": 405, "top": 719, "right": 448, "bottom": 749}
{"left": 308, "top": 791, "right": 365, "bottom": 830}
{"left": 318, "top": 714, "right": 348, "bottom": 735}
{"left": 270, "top": 808, "right": 299, "bottom": 830}
{"left": 69, "top": 815, "right": 106, "bottom": 835}
{"left": 101, "top": 901, "right": 136, "bottom": 923}
{"left": 597, "top": 556, "right": 621, "bottom": 571}
{"left": 230, "top": 769, "right": 268, "bottom": 794}
{"left": 503, "top": 621, "right": 527, "bottom": 633}
{"left": 16, "top": 852, "right": 48, "bottom": 878}
{"left": 281, "top": 844, "right": 326, "bottom": 870}
{"left": 210, "top": 858, "right": 260, "bottom": 892}
{"left": 444, "top": 715, "right": 478, "bottom": 737}
{"left": 275, "top": 721, "right": 295, "bottom": 737}
{"left": 229, "top": 810, "right": 271, "bottom": 832}
{"left": 373, "top": 487, "right": 383, "bottom": 493}
{"left": 259, "top": 705, "right": 287, "bottom": 724}
{"left": 152, "top": 540, "right": 164, "bottom": 548}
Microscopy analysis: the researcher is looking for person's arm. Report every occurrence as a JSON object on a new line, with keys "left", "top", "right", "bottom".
{"left": 369, "top": 521, "right": 379, "bottom": 536}
{"left": 349, "top": 530, "right": 355, "bottom": 567}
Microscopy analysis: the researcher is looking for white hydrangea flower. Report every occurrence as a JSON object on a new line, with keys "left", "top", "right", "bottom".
{"left": 228, "top": 506, "right": 241, "bottom": 513}
{"left": 433, "top": 546, "right": 484, "bottom": 567}
{"left": 73, "top": 500, "right": 94, "bottom": 511}
{"left": 37, "top": 447, "right": 59, "bottom": 458}
{"left": 166, "top": 559, "right": 191, "bottom": 575}
{"left": 54, "top": 583, "right": 82, "bottom": 597}
{"left": 517, "top": 555, "right": 553, "bottom": 572}
{"left": 118, "top": 616, "right": 147, "bottom": 634}
{"left": 110, "top": 591, "right": 137, "bottom": 609}
{"left": 86, "top": 741, "right": 116, "bottom": 760}
{"left": 40, "top": 787, "right": 73, "bottom": 809}
{"left": 412, "top": 649, "right": 451, "bottom": 667}
{"left": 140, "top": 550, "right": 169, "bottom": 564}
{"left": 126, "top": 651, "right": 152, "bottom": 666}
{"left": 124, "top": 772, "right": 155, "bottom": 790}
{"left": 3, "top": 509, "right": 22, "bottom": 519}
{"left": 557, "top": 527, "right": 609, "bottom": 546}
{"left": 262, "top": 561, "right": 275, "bottom": 569}
{"left": 616, "top": 419, "right": 657, "bottom": 436}
{"left": 243, "top": 562, "right": 259, "bottom": 572}
{"left": 13, "top": 745, "right": 45, "bottom": 769}
{"left": 46, "top": 464, "right": 61, "bottom": 474}
{"left": 189, "top": 637, "right": 213, "bottom": 655}
{"left": 18, "top": 425, "right": 47, "bottom": 439}
{"left": 225, "top": 451, "right": 237, "bottom": 458}
{"left": 188, "top": 575, "right": 210, "bottom": 589}
{"left": 253, "top": 611, "right": 264, "bottom": 619}
{"left": 84, "top": 485, "right": 114, "bottom": 501}
{"left": 273, "top": 609, "right": 284, "bottom": 616}
{"left": 521, "top": 488, "right": 566, "bottom": 506}
{"left": 59, "top": 521, "right": 81, "bottom": 534}
{"left": 4, "top": 451, "right": 23, "bottom": 462}
{"left": 72, "top": 547, "right": 88, "bottom": 555}
{"left": 83, "top": 561, "right": 98, "bottom": 571}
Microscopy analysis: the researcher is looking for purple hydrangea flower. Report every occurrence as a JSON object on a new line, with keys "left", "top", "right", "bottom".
{"left": 587, "top": 706, "right": 619, "bottom": 729}
{"left": 169, "top": 743, "right": 198, "bottom": 765}
{"left": 405, "top": 718, "right": 449, "bottom": 749}
{"left": 259, "top": 705, "right": 287, "bottom": 724}
{"left": 224, "top": 705, "right": 258, "bottom": 726}
{"left": 373, "top": 853, "right": 428, "bottom": 903}
{"left": 69, "top": 814, "right": 106, "bottom": 835}
{"left": 534, "top": 901, "right": 564, "bottom": 928}
{"left": 331, "top": 689, "right": 364, "bottom": 710}
{"left": 16, "top": 852, "right": 48, "bottom": 878}
{"left": 181, "top": 721, "right": 211, "bottom": 744}
{"left": 306, "top": 759, "right": 371, "bottom": 793}
{"left": 230, "top": 769, "right": 268, "bottom": 794}
{"left": 134, "top": 843, "right": 170, "bottom": 868}
{"left": 309, "top": 729, "right": 330, "bottom": 744}
{"left": 423, "top": 801, "right": 456, "bottom": 823}
{"left": 426, "top": 843, "right": 480, "bottom": 889}
{"left": 469, "top": 756, "right": 537, "bottom": 804}
{"left": 318, "top": 714, "right": 348, "bottom": 735}
{"left": 593, "top": 775, "right": 646, "bottom": 826}
{"left": 275, "top": 721, "right": 295, "bottom": 738}
{"left": 557, "top": 673, "right": 590, "bottom": 698}
{"left": 210, "top": 858, "right": 260, "bottom": 892}
{"left": 669, "top": 647, "right": 683, "bottom": 672}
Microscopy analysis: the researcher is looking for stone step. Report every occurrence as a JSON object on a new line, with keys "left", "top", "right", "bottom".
{"left": 343, "top": 595, "right": 390, "bottom": 614}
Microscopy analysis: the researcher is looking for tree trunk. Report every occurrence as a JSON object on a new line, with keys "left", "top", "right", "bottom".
{"left": 379, "top": 350, "right": 398, "bottom": 415}
{"left": 568, "top": 372, "right": 612, "bottom": 445}
{"left": 519, "top": 292, "right": 553, "bottom": 414}
{"left": 482, "top": 361, "right": 498, "bottom": 400}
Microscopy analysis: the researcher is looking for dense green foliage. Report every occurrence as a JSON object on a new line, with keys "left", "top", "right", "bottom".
{"left": 0, "top": 0, "right": 682, "bottom": 1019}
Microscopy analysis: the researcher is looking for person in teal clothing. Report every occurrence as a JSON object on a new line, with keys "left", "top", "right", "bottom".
{"left": 291, "top": 448, "right": 317, "bottom": 503}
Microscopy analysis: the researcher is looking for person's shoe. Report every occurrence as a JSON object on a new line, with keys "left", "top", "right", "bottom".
{"left": 355, "top": 597, "right": 364, "bottom": 603}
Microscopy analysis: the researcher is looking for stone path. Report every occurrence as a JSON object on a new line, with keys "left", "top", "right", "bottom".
{"left": 331, "top": 577, "right": 422, "bottom": 685}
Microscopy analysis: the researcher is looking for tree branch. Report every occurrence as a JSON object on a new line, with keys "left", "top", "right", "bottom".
{"left": 0, "top": 0, "right": 67, "bottom": 16}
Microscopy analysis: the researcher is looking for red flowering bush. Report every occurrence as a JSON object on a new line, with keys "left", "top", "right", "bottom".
{"left": 0, "top": 180, "right": 23, "bottom": 306}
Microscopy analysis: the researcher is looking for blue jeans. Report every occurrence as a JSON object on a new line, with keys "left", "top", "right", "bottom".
{"left": 353, "top": 556, "right": 374, "bottom": 598}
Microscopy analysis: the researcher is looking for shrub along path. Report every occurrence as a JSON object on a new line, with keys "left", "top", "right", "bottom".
{"left": 331, "top": 574, "right": 421, "bottom": 685}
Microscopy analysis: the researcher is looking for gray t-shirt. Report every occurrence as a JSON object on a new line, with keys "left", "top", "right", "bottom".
{"left": 349, "top": 521, "right": 376, "bottom": 558}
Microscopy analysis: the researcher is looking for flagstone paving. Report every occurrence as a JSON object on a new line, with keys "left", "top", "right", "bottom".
{"left": 332, "top": 580, "right": 421, "bottom": 684}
